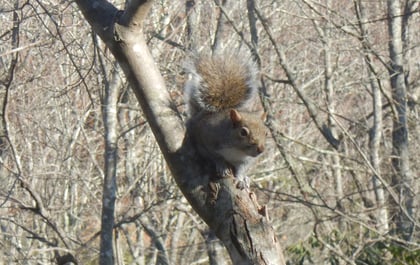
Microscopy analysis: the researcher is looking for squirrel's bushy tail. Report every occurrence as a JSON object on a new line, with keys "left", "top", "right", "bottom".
{"left": 184, "top": 52, "right": 259, "bottom": 116}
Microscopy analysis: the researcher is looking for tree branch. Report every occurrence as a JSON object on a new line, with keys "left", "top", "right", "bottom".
{"left": 255, "top": 7, "right": 341, "bottom": 150}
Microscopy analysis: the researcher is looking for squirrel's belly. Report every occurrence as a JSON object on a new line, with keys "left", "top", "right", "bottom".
{"left": 216, "top": 147, "right": 252, "bottom": 166}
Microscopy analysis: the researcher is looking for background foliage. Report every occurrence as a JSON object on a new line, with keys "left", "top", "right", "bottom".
{"left": 0, "top": 0, "right": 419, "bottom": 264}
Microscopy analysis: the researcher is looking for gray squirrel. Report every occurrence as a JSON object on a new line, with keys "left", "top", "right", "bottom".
{"left": 184, "top": 52, "right": 266, "bottom": 186}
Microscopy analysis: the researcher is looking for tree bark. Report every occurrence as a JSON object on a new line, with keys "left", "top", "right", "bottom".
{"left": 312, "top": 0, "right": 345, "bottom": 219}
{"left": 387, "top": 0, "right": 415, "bottom": 241}
{"left": 74, "top": 1, "right": 286, "bottom": 264}
{"left": 212, "top": 0, "right": 227, "bottom": 53}
{"left": 100, "top": 63, "right": 121, "bottom": 264}
{"left": 355, "top": 0, "right": 389, "bottom": 235}
{"left": 205, "top": 230, "right": 229, "bottom": 265}
{"left": 0, "top": 0, "right": 19, "bottom": 175}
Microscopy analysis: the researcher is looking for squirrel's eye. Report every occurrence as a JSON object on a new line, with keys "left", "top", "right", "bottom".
{"left": 240, "top": 127, "right": 249, "bottom": 137}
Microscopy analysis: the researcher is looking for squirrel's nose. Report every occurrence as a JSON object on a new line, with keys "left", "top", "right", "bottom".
{"left": 257, "top": 144, "right": 264, "bottom": 154}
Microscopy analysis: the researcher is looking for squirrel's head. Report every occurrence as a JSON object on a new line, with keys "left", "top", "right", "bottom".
{"left": 229, "top": 109, "right": 266, "bottom": 157}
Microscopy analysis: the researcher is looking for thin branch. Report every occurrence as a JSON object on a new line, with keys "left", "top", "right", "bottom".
{"left": 255, "top": 7, "right": 341, "bottom": 150}
{"left": 33, "top": 0, "right": 95, "bottom": 105}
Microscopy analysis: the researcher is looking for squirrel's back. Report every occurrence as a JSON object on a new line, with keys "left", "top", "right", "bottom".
{"left": 183, "top": 51, "right": 266, "bottom": 184}
{"left": 184, "top": 52, "right": 259, "bottom": 116}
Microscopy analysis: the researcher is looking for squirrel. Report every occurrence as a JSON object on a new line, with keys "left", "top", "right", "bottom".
{"left": 184, "top": 52, "right": 266, "bottom": 187}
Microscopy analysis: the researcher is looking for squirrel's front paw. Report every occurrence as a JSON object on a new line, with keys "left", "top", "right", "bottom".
{"left": 236, "top": 180, "right": 246, "bottom": 190}
{"left": 215, "top": 165, "right": 233, "bottom": 179}
{"left": 207, "top": 181, "right": 221, "bottom": 206}
{"left": 235, "top": 175, "right": 250, "bottom": 190}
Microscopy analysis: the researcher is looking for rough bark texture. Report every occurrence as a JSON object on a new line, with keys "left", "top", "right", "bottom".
{"left": 75, "top": 0, "right": 285, "bottom": 264}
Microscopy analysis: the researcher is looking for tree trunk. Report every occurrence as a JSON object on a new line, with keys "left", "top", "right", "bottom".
{"left": 100, "top": 63, "right": 121, "bottom": 264}
{"left": 205, "top": 231, "right": 229, "bottom": 265}
{"left": 355, "top": 0, "right": 389, "bottom": 235}
{"left": 387, "top": 0, "right": 414, "bottom": 241}
{"left": 212, "top": 0, "right": 227, "bottom": 53}
{"left": 0, "top": 0, "right": 19, "bottom": 177}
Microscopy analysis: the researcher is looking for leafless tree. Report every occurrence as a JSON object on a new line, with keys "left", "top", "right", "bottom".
{"left": 1, "top": 0, "right": 419, "bottom": 264}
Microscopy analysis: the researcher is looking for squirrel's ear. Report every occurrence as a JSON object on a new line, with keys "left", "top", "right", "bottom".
{"left": 230, "top": 109, "right": 242, "bottom": 123}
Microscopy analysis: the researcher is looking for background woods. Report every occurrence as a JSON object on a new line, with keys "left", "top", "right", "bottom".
{"left": 0, "top": 0, "right": 419, "bottom": 264}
